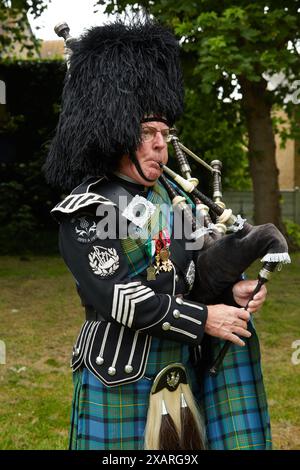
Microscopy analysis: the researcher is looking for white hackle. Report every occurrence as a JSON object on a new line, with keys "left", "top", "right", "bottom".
{"left": 261, "top": 252, "right": 291, "bottom": 264}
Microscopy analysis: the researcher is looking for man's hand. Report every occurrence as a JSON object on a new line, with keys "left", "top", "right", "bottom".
{"left": 205, "top": 305, "right": 251, "bottom": 346}
{"left": 232, "top": 280, "right": 267, "bottom": 313}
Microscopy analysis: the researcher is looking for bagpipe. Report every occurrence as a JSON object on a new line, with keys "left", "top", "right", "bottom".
{"left": 159, "top": 136, "right": 290, "bottom": 376}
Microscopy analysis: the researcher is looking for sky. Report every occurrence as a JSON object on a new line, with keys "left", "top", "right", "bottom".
{"left": 28, "top": 0, "right": 109, "bottom": 40}
{"left": 27, "top": 0, "right": 299, "bottom": 103}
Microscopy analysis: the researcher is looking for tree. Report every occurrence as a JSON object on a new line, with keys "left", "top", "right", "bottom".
{"left": 98, "top": 0, "right": 300, "bottom": 233}
{"left": 0, "top": 0, "right": 49, "bottom": 58}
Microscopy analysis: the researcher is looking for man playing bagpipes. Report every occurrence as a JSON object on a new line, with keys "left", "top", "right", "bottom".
{"left": 43, "top": 18, "right": 278, "bottom": 450}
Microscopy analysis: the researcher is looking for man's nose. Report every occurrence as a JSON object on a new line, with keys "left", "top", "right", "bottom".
{"left": 152, "top": 130, "right": 167, "bottom": 149}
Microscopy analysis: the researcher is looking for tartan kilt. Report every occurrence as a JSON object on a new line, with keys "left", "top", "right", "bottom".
{"left": 69, "top": 337, "right": 192, "bottom": 450}
{"left": 69, "top": 323, "right": 272, "bottom": 450}
{"left": 200, "top": 320, "right": 272, "bottom": 450}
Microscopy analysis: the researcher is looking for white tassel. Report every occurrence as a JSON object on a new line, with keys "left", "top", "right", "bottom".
{"left": 161, "top": 399, "right": 168, "bottom": 416}
{"left": 261, "top": 252, "right": 291, "bottom": 264}
{"left": 180, "top": 393, "right": 188, "bottom": 408}
{"left": 227, "top": 214, "right": 247, "bottom": 232}
{"left": 190, "top": 226, "right": 213, "bottom": 240}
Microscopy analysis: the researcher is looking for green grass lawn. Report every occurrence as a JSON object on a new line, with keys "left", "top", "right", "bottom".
{"left": 0, "top": 254, "right": 299, "bottom": 450}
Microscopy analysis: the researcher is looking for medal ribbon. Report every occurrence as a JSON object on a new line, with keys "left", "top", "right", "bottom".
{"left": 154, "top": 228, "right": 171, "bottom": 255}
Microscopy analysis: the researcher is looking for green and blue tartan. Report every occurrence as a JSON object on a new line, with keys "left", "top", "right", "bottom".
{"left": 69, "top": 338, "right": 192, "bottom": 450}
{"left": 69, "top": 180, "right": 272, "bottom": 450}
{"left": 199, "top": 320, "right": 272, "bottom": 450}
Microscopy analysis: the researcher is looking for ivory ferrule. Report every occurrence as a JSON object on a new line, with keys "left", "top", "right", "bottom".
{"left": 162, "top": 165, "right": 196, "bottom": 193}
{"left": 214, "top": 199, "right": 226, "bottom": 210}
{"left": 217, "top": 208, "right": 235, "bottom": 226}
{"left": 197, "top": 204, "right": 209, "bottom": 214}
{"left": 172, "top": 195, "right": 187, "bottom": 208}
{"left": 259, "top": 267, "right": 273, "bottom": 281}
{"left": 188, "top": 177, "right": 199, "bottom": 187}
{"left": 214, "top": 223, "right": 227, "bottom": 234}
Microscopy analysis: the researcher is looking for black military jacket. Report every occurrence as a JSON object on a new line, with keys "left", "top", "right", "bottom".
{"left": 52, "top": 175, "right": 208, "bottom": 386}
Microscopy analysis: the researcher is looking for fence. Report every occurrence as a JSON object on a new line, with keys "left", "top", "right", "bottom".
{"left": 223, "top": 188, "right": 300, "bottom": 225}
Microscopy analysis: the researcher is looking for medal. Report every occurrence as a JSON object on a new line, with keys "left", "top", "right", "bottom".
{"left": 159, "top": 247, "right": 170, "bottom": 262}
{"left": 160, "top": 259, "right": 173, "bottom": 272}
{"left": 147, "top": 229, "right": 172, "bottom": 279}
{"left": 155, "top": 231, "right": 173, "bottom": 273}
{"left": 154, "top": 252, "right": 161, "bottom": 274}
{"left": 147, "top": 265, "right": 156, "bottom": 281}
{"left": 159, "top": 247, "right": 172, "bottom": 272}
{"left": 159, "top": 229, "right": 172, "bottom": 271}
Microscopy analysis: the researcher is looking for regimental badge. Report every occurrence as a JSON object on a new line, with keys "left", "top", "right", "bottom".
{"left": 167, "top": 371, "right": 180, "bottom": 389}
{"left": 122, "top": 195, "right": 156, "bottom": 229}
{"left": 185, "top": 260, "right": 195, "bottom": 291}
{"left": 88, "top": 246, "right": 120, "bottom": 277}
{"left": 72, "top": 217, "right": 97, "bottom": 243}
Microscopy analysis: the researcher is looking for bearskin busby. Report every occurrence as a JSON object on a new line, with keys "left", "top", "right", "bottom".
{"left": 43, "top": 19, "right": 184, "bottom": 190}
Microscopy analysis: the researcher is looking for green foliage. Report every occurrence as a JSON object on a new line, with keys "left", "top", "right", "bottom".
{"left": 176, "top": 86, "right": 251, "bottom": 191}
{"left": 98, "top": 0, "right": 300, "bottom": 146}
{"left": 284, "top": 219, "right": 300, "bottom": 249}
{"left": 99, "top": 1, "right": 300, "bottom": 99}
{"left": 0, "top": 59, "right": 65, "bottom": 255}
{"left": 98, "top": 0, "right": 300, "bottom": 229}
{"left": 0, "top": 180, "right": 37, "bottom": 242}
{"left": 0, "top": 177, "right": 54, "bottom": 255}
{"left": 0, "top": 0, "right": 49, "bottom": 58}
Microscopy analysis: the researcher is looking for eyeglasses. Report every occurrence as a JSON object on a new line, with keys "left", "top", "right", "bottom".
{"left": 141, "top": 126, "right": 175, "bottom": 143}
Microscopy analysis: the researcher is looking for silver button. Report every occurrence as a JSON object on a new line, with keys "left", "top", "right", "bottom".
{"left": 108, "top": 366, "right": 116, "bottom": 376}
{"left": 176, "top": 297, "right": 183, "bottom": 305}
{"left": 125, "top": 365, "right": 133, "bottom": 374}
{"left": 73, "top": 348, "right": 80, "bottom": 356}
{"left": 96, "top": 356, "right": 104, "bottom": 365}
{"left": 162, "top": 322, "right": 171, "bottom": 331}
{"left": 173, "top": 309, "right": 180, "bottom": 319}
{"left": 175, "top": 275, "right": 179, "bottom": 282}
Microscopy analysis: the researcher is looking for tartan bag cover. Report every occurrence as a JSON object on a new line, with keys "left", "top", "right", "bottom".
{"left": 68, "top": 180, "right": 272, "bottom": 450}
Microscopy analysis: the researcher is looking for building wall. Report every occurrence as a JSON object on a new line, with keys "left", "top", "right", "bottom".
{"left": 40, "top": 40, "right": 64, "bottom": 59}
{"left": 275, "top": 131, "right": 295, "bottom": 190}
{"left": 274, "top": 109, "right": 298, "bottom": 190}
{"left": 295, "top": 139, "right": 300, "bottom": 189}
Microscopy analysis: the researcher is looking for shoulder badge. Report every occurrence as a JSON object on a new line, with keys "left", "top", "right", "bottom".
{"left": 88, "top": 246, "right": 120, "bottom": 277}
{"left": 71, "top": 217, "right": 98, "bottom": 243}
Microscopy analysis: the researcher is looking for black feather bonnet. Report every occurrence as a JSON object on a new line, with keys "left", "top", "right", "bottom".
{"left": 44, "top": 19, "right": 184, "bottom": 190}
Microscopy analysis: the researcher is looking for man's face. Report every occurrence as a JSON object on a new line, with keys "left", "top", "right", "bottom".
{"left": 118, "top": 121, "right": 169, "bottom": 186}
